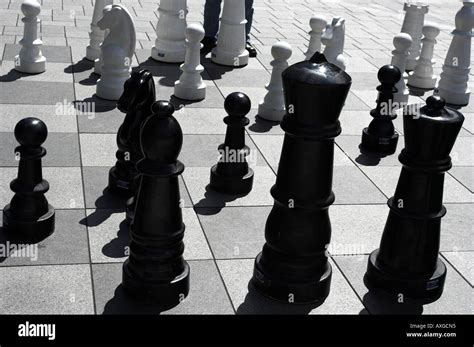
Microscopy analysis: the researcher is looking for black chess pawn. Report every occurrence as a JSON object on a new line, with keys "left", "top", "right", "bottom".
{"left": 361, "top": 65, "right": 402, "bottom": 154}
{"left": 122, "top": 100, "right": 189, "bottom": 308}
{"left": 365, "top": 96, "right": 464, "bottom": 302}
{"left": 252, "top": 52, "right": 352, "bottom": 304}
{"left": 108, "top": 70, "right": 156, "bottom": 197}
{"left": 3, "top": 118, "right": 55, "bottom": 243}
{"left": 210, "top": 92, "right": 254, "bottom": 195}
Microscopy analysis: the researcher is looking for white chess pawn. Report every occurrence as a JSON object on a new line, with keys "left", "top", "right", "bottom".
{"left": 151, "top": 0, "right": 187, "bottom": 63}
{"left": 258, "top": 42, "right": 292, "bottom": 122}
{"left": 212, "top": 0, "right": 249, "bottom": 67}
{"left": 321, "top": 17, "right": 346, "bottom": 71}
{"left": 86, "top": 0, "right": 113, "bottom": 61}
{"left": 407, "top": 23, "right": 440, "bottom": 90}
{"left": 15, "top": 0, "right": 46, "bottom": 74}
{"left": 391, "top": 33, "right": 412, "bottom": 105}
{"left": 436, "top": 1, "right": 473, "bottom": 107}
{"left": 305, "top": 15, "right": 327, "bottom": 60}
{"left": 96, "top": 4, "right": 136, "bottom": 101}
{"left": 174, "top": 24, "right": 207, "bottom": 101}
{"left": 400, "top": 1, "right": 429, "bottom": 71}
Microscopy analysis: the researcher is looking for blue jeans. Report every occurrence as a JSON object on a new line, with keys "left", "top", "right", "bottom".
{"left": 204, "top": 0, "right": 254, "bottom": 42}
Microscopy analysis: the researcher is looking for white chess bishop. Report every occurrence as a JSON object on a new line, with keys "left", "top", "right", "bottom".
{"left": 174, "top": 24, "right": 207, "bottom": 101}
{"left": 151, "top": 0, "right": 187, "bottom": 63}
{"left": 391, "top": 33, "right": 412, "bottom": 105}
{"left": 15, "top": 0, "right": 46, "bottom": 74}
{"left": 96, "top": 4, "right": 136, "bottom": 101}
{"left": 321, "top": 17, "right": 346, "bottom": 71}
{"left": 407, "top": 23, "right": 440, "bottom": 91}
{"left": 436, "top": 0, "right": 473, "bottom": 107}
{"left": 258, "top": 42, "right": 292, "bottom": 122}
{"left": 212, "top": 0, "right": 249, "bottom": 67}
{"left": 400, "top": 1, "right": 429, "bottom": 72}
{"left": 305, "top": 15, "right": 327, "bottom": 60}
{"left": 86, "top": 0, "right": 113, "bottom": 61}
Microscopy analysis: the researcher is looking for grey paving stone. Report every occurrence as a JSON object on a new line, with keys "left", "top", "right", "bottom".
{"left": 217, "top": 258, "right": 364, "bottom": 314}
{"left": 77, "top": 106, "right": 125, "bottom": 133}
{"left": 92, "top": 260, "right": 234, "bottom": 314}
{"left": 0, "top": 264, "right": 94, "bottom": 314}
{"left": 0, "top": 80, "right": 74, "bottom": 105}
{"left": 0, "top": 132, "right": 80, "bottom": 167}
{"left": 0, "top": 209, "right": 89, "bottom": 266}
{"left": 441, "top": 251, "right": 474, "bottom": 286}
{"left": 173, "top": 107, "right": 227, "bottom": 135}
{"left": 334, "top": 255, "right": 473, "bottom": 314}
{"left": 449, "top": 167, "right": 473, "bottom": 192}
{"left": 2, "top": 44, "right": 71, "bottom": 63}
{"left": 451, "top": 137, "right": 473, "bottom": 167}
{"left": 80, "top": 133, "right": 117, "bottom": 167}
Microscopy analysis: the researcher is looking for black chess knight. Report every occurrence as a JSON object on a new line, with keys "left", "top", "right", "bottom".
{"left": 3, "top": 118, "right": 55, "bottom": 243}
{"left": 365, "top": 96, "right": 464, "bottom": 301}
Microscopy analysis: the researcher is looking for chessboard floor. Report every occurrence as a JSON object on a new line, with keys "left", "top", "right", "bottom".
{"left": 0, "top": 0, "right": 472, "bottom": 315}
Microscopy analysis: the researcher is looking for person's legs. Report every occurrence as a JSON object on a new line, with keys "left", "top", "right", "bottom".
{"left": 245, "top": 0, "right": 257, "bottom": 57}
{"left": 202, "top": 0, "right": 222, "bottom": 54}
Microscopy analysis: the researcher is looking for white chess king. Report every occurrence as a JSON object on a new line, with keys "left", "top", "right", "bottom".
{"left": 400, "top": 1, "right": 429, "bottom": 72}
{"left": 258, "top": 42, "right": 292, "bottom": 122}
{"left": 305, "top": 15, "right": 327, "bottom": 60}
{"left": 151, "top": 0, "right": 187, "bottom": 63}
{"left": 15, "top": 0, "right": 46, "bottom": 74}
{"left": 212, "top": 0, "right": 249, "bottom": 67}
{"left": 174, "top": 24, "right": 207, "bottom": 101}
{"left": 96, "top": 4, "right": 136, "bottom": 101}
{"left": 86, "top": 0, "right": 113, "bottom": 62}
{"left": 436, "top": 0, "right": 473, "bottom": 107}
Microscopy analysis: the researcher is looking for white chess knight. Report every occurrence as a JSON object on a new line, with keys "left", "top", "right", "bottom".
{"left": 212, "top": 0, "right": 249, "bottom": 67}
{"left": 400, "top": 1, "right": 429, "bottom": 71}
{"left": 174, "top": 24, "right": 207, "bottom": 101}
{"left": 407, "top": 23, "right": 440, "bottom": 90}
{"left": 15, "top": 0, "right": 46, "bottom": 74}
{"left": 321, "top": 17, "right": 346, "bottom": 71}
{"left": 305, "top": 15, "right": 327, "bottom": 60}
{"left": 391, "top": 33, "right": 412, "bottom": 105}
{"left": 258, "top": 42, "right": 292, "bottom": 122}
{"left": 86, "top": 0, "right": 113, "bottom": 62}
{"left": 96, "top": 4, "right": 136, "bottom": 101}
{"left": 436, "top": 0, "right": 473, "bottom": 107}
{"left": 151, "top": 0, "right": 187, "bottom": 63}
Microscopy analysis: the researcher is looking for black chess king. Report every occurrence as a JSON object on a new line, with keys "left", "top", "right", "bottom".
{"left": 365, "top": 96, "right": 464, "bottom": 301}
{"left": 252, "top": 53, "right": 352, "bottom": 304}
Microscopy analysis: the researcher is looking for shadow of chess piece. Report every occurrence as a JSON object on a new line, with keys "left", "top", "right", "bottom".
{"left": 122, "top": 101, "right": 189, "bottom": 308}
{"left": 108, "top": 70, "right": 156, "bottom": 198}
{"left": 365, "top": 96, "right": 464, "bottom": 302}
{"left": 3, "top": 118, "right": 55, "bottom": 243}
{"left": 252, "top": 52, "right": 352, "bottom": 304}
{"left": 361, "top": 65, "right": 401, "bottom": 154}
{"left": 210, "top": 92, "right": 254, "bottom": 195}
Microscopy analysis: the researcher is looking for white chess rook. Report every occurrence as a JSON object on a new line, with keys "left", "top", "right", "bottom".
{"left": 212, "top": 0, "right": 249, "bottom": 67}
{"left": 151, "top": 0, "right": 187, "bottom": 63}
{"left": 15, "top": 0, "right": 46, "bottom": 74}
{"left": 407, "top": 23, "right": 440, "bottom": 90}
{"left": 96, "top": 4, "right": 136, "bottom": 101}
{"left": 400, "top": 2, "right": 429, "bottom": 71}
{"left": 174, "top": 24, "right": 207, "bottom": 101}
{"left": 258, "top": 42, "right": 292, "bottom": 122}
{"left": 436, "top": 1, "right": 473, "bottom": 107}
{"left": 321, "top": 17, "right": 346, "bottom": 71}
{"left": 305, "top": 15, "right": 327, "bottom": 60}
{"left": 391, "top": 33, "right": 412, "bottom": 105}
{"left": 86, "top": 0, "right": 113, "bottom": 61}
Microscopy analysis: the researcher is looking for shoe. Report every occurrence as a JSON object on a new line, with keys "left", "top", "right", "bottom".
{"left": 201, "top": 37, "right": 217, "bottom": 55}
{"left": 246, "top": 42, "right": 257, "bottom": 58}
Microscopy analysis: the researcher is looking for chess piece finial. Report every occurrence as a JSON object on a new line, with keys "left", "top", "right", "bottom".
{"left": 305, "top": 15, "right": 327, "bottom": 60}
{"left": 258, "top": 41, "right": 292, "bottom": 122}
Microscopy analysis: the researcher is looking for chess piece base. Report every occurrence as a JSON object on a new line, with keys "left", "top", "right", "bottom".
{"left": 407, "top": 75, "right": 437, "bottom": 91}
{"left": 96, "top": 75, "right": 129, "bottom": 101}
{"left": 86, "top": 46, "right": 100, "bottom": 62}
{"left": 210, "top": 165, "right": 254, "bottom": 195}
{"left": 151, "top": 46, "right": 185, "bottom": 64}
{"left": 211, "top": 49, "right": 249, "bottom": 67}
{"left": 174, "top": 81, "right": 206, "bottom": 101}
{"left": 3, "top": 203, "right": 55, "bottom": 243}
{"left": 14, "top": 55, "right": 46, "bottom": 74}
{"left": 122, "top": 260, "right": 190, "bottom": 308}
{"left": 436, "top": 89, "right": 470, "bottom": 108}
{"left": 108, "top": 167, "right": 134, "bottom": 197}
{"left": 258, "top": 102, "right": 286, "bottom": 122}
{"left": 252, "top": 253, "right": 332, "bottom": 304}
{"left": 365, "top": 249, "right": 446, "bottom": 302}
{"left": 361, "top": 127, "right": 399, "bottom": 154}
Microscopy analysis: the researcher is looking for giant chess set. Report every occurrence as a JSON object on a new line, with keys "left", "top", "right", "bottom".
{"left": 0, "top": 0, "right": 472, "bottom": 319}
